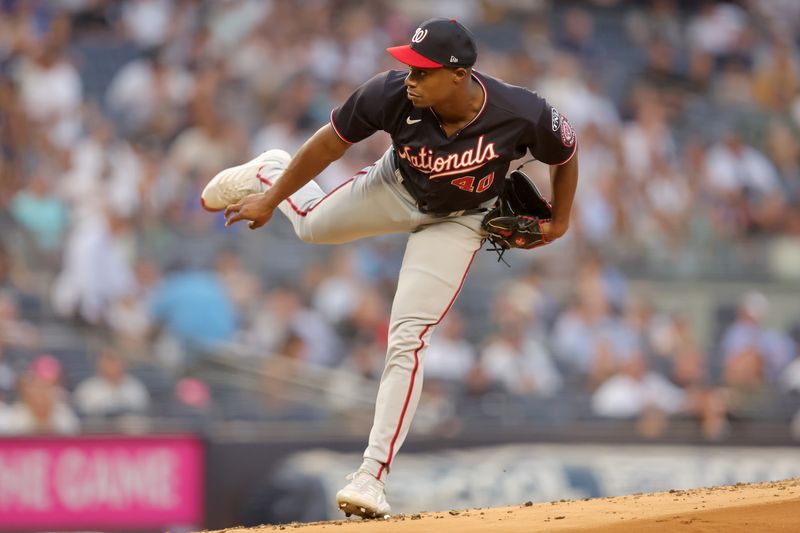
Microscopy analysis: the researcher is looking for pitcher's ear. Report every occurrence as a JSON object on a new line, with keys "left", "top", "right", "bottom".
{"left": 450, "top": 67, "right": 470, "bottom": 82}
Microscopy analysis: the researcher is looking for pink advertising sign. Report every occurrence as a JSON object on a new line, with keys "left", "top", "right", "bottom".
{"left": 0, "top": 435, "right": 204, "bottom": 530}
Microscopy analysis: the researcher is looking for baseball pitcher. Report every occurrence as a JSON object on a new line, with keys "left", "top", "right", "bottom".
{"left": 202, "top": 17, "right": 579, "bottom": 519}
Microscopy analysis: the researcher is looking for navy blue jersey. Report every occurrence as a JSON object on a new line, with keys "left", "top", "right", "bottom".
{"left": 331, "top": 70, "right": 576, "bottom": 213}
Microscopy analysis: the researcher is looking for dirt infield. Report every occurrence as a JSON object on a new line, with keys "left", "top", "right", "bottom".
{"left": 205, "top": 479, "right": 800, "bottom": 533}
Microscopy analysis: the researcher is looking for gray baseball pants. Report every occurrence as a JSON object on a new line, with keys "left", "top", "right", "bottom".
{"left": 258, "top": 147, "right": 486, "bottom": 480}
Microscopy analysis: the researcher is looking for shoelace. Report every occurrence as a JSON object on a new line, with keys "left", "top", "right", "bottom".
{"left": 485, "top": 238, "right": 511, "bottom": 267}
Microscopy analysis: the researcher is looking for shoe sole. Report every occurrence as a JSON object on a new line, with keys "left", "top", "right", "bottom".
{"left": 337, "top": 500, "right": 390, "bottom": 519}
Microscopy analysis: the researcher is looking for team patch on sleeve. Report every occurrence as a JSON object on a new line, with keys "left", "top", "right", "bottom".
{"left": 559, "top": 114, "right": 575, "bottom": 147}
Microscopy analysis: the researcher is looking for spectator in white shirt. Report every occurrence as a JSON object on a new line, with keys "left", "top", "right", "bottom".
{"left": 592, "top": 353, "right": 686, "bottom": 418}
{"left": 593, "top": 350, "right": 730, "bottom": 440}
{"left": 105, "top": 51, "right": 194, "bottom": 137}
{"left": 74, "top": 348, "right": 150, "bottom": 418}
{"left": 0, "top": 364, "right": 79, "bottom": 435}
{"left": 51, "top": 209, "right": 136, "bottom": 325}
{"left": 706, "top": 132, "right": 782, "bottom": 197}
{"left": 480, "top": 315, "right": 562, "bottom": 399}
{"left": 14, "top": 41, "right": 82, "bottom": 149}
{"left": 61, "top": 113, "right": 144, "bottom": 218}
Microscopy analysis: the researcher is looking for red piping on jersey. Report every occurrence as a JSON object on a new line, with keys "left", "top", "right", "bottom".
{"left": 554, "top": 138, "right": 578, "bottom": 166}
{"left": 461, "top": 73, "right": 488, "bottom": 130}
{"left": 376, "top": 246, "right": 480, "bottom": 481}
{"left": 429, "top": 72, "right": 488, "bottom": 136}
{"left": 329, "top": 109, "right": 354, "bottom": 144}
{"left": 256, "top": 167, "right": 370, "bottom": 217}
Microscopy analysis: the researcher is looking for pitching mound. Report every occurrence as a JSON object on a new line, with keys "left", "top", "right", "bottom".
{"left": 205, "top": 479, "right": 800, "bottom": 532}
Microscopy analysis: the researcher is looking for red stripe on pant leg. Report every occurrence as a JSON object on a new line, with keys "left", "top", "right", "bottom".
{"left": 376, "top": 247, "right": 480, "bottom": 480}
{"left": 257, "top": 168, "right": 369, "bottom": 217}
{"left": 255, "top": 172, "right": 303, "bottom": 215}
{"left": 432, "top": 248, "right": 480, "bottom": 328}
{"left": 303, "top": 175, "right": 358, "bottom": 216}
{"left": 376, "top": 324, "right": 427, "bottom": 480}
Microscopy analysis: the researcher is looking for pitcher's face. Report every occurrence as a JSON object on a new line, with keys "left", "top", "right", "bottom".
{"left": 403, "top": 67, "right": 465, "bottom": 108}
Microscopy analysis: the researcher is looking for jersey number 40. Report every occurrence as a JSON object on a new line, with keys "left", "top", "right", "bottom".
{"left": 450, "top": 172, "right": 494, "bottom": 193}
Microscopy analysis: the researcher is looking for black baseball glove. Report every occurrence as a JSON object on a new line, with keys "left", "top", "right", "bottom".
{"left": 482, "top": 170, "right": 552, "bottom": 262}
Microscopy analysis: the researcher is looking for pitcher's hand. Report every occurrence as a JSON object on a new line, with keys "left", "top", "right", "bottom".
{"left": 540, "top": 219, "right": 569, "bottom": 243}
{"left": 224, "top": 193, "right": 276, "bottom": 229}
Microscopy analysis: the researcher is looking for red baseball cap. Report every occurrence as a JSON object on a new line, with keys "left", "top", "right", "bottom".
{"left": 387, "top": 18, "right": 477, "bottom": 69}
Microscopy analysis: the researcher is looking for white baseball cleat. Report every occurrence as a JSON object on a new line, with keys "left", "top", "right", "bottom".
{"left": 336, "top": 470, "right": 391, "bottom": 519}
{"left": 200, "top": 149, "right": 290, "bottom": 211}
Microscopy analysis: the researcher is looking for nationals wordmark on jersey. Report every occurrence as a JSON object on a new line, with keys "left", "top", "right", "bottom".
{"left": 395, "top": 134, "right": 500, "bottom": 179}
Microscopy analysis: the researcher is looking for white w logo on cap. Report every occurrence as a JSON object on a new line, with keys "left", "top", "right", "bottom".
{"left": 411, "top": 28, "right": 428, "bottom": 43}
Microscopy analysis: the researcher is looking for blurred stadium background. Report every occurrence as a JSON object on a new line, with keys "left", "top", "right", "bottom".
{"left": 1, "top": 0, "right": 800, "bottom": 531}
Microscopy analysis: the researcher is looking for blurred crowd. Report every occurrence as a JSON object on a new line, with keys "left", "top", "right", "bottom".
{"left": 1, "top": 0, "right": 800, "bottom": 441}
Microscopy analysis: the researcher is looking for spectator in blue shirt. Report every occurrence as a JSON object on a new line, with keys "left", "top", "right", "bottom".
{"left": 150, "top": 262, "right": 238, "bottom": 353}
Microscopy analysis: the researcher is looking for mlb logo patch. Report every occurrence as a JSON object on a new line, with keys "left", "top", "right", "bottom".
{"left": 559, "top": 115, "right": 575, "bottom": 147}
